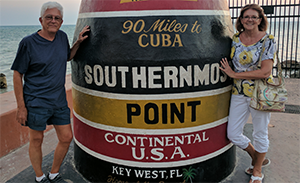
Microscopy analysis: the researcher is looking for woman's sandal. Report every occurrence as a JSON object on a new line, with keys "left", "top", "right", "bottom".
{"left": 245, "top": 158, "right": 271, "bottom": 175}
{"left": 250, "top": 174, "right": 264, "bottom": 183}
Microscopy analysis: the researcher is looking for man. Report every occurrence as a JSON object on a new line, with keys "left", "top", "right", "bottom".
{"left": 11, "top": 2, "right": 90, "bottom": 183}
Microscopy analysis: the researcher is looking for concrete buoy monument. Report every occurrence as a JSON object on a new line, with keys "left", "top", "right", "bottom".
{"left": 72, "top": 0, "right": 235, "bottom": 182}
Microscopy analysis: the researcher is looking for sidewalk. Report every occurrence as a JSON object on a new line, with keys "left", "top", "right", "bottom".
{"left": 1, "top": 79, "right": 299, "bottom": 183}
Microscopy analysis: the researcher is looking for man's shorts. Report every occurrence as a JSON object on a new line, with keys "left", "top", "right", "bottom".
{"left": 26, "top": 106, "right": 71, "bottom": 131}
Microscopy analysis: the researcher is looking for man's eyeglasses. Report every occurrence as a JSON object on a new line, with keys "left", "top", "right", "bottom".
{"left": 242, "top": 16, "right": 261, "bottom": 20}
{"left": 44, "top": 15, "right": 62, "bottom": 22}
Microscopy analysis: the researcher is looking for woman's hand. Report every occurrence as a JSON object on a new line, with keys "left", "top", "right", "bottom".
{"left": 220, "top": 58, "right": 236, "bottom": 78}
{"left": 219, "top": 58, "right": 273, "bottom": 80}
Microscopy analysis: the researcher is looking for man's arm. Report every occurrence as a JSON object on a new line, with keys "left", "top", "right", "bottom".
{"left": 13, "top": 70, "right": 27, "bottom": 125}
{"left": 68, "top": 25, "right": 90, "bottom": 61}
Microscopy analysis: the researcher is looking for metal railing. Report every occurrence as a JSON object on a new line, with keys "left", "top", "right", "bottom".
{"left": 228, "top": 0, "right": 300, "bottom": 78}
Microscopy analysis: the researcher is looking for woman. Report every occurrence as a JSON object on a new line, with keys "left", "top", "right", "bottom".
{"left": 220, "top": 4, "right": 276, "bottom": 183}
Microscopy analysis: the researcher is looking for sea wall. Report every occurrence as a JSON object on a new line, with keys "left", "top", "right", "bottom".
{"left": 0, "top": 74, "right": 73, "bottom": 158}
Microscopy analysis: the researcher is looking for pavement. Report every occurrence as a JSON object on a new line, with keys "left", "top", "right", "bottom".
{"left": 1, "top": 78, "right": 299, "bottom": 183}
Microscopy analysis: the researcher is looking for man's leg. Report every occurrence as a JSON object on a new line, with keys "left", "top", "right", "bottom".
{"left": 29, "top": 129, "right": 44, "bottom": 177}
{"left": 50, "top": 124, "right": 73, "bottom": 173}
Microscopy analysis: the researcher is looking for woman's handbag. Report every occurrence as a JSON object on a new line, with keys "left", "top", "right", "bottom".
{"left": 250, "top": 39, "right": 288, "bottom": 112}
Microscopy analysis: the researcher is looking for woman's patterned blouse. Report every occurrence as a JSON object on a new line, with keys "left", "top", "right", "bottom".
{"left": 230, "top": 32, "right": 277, "bottom": 97}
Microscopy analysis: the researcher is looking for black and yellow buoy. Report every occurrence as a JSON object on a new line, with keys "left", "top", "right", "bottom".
{"left": 72, "top": 0, "right": 235, "bottom": 182}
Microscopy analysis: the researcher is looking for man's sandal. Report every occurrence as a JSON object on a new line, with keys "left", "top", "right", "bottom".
{"left": 250, "top": 174, "right": 264, "bottom": 183}
{"left": 245, "top": 158, "right": 271, "bottom": 175}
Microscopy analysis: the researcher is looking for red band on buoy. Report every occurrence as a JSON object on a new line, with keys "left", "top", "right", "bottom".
{"left": 79, "top": 0, "right": 228, "bottom": 13}
{"left": 73, "top": 114, "right": 230, "bottom": 165}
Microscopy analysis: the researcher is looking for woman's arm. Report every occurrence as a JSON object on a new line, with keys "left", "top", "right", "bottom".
{"left": 220, "top": 57, "right": 273, "bottom": 79}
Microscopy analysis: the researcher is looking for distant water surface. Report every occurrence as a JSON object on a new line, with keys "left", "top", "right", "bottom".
{"left": 0, "top": 25, "right": 75, "bottom": 94}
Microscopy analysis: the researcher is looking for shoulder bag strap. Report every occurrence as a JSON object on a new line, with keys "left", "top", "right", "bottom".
{"left": 260, "top": 37, "right": 284, "bottom": 86}
{"left": 258, "top": 37, "right": 267, "bottom": 68}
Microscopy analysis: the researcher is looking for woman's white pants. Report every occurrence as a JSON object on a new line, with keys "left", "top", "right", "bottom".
{"left": 227, "top": 95, "right": 271, "bottom": 153}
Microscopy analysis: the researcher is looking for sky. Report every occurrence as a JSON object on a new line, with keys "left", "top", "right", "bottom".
{"left": 0, "top": 0, "right": 81, "bottom": 26}
{"left": 0, "top": 0, "right": 294, "bottom": 26}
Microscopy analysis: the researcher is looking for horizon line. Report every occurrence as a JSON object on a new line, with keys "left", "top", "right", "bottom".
{"left": 0, "top": 24, "right": 76, "bottom": 27}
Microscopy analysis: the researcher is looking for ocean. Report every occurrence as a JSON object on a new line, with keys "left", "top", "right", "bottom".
{"left": 0, "top": 25, "right": 76, "bottom": 94}
{"left": 1, "top": 22, "right": 299, "bottom": 94}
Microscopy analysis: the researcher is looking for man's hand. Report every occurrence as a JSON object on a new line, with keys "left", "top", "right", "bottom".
{"left": 77, "top": 25, "right": 90, "bottom": 44}
{"left": 16, "top": 106, "right": 27, "bottom": 126}
{"left": 68, "top": 25, "right": 90, "bottom": 61}
{"left": 13, "top": 70, "right": 27, "bottom": 126}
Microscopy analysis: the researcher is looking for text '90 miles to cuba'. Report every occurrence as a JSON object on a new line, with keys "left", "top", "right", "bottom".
{"left": 121, "top": 19, "right": 202, "bottom": 48}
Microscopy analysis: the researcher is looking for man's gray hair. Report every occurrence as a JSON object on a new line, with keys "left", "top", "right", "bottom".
{"left": 40, "top": 1, "right": 63, "bottom": 17}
